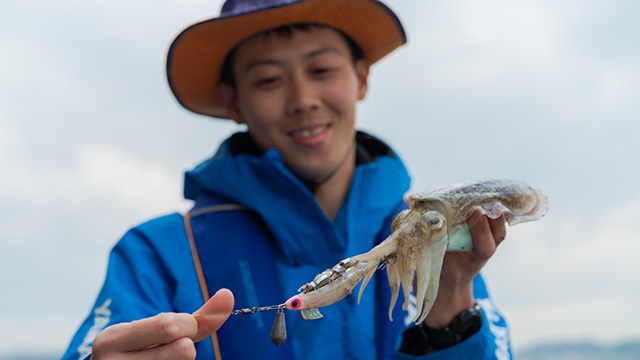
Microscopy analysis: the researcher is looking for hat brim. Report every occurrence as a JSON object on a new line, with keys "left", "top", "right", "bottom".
{"left": 166, "top": 0, "right": 406, "bottom": 119}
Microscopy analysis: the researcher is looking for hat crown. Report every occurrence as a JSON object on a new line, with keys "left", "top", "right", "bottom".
{"left": 221, "top": 0, "right": 301, "bottom": 17}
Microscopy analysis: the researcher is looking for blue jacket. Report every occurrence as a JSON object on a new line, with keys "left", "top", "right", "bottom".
{"left": 62, "top": 132, "right": 512, "bottom": 359}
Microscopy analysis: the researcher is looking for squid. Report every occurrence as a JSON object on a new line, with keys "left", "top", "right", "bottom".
{"left": 284, "top": 179, "right": 548, "bottom": 324}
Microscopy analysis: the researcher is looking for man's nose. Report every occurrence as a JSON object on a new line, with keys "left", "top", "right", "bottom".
{"left": 287, "top": 76, "right": 320, "bottom": 115}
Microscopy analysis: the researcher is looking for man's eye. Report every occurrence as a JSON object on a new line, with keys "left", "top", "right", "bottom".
{"left": 255, "top": 77, "right": 279, "bottom": 87}
{"left": 313, "top": 67, "right": 335, "bottom": 75}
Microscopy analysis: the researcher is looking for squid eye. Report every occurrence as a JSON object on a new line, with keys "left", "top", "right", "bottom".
{"left": 423, "top": 211, "right": 445, "bottom": 230}
{"left": 285, "top": 296, "right": 304, "bottom": 310}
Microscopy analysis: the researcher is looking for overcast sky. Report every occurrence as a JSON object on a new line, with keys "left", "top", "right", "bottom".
{"left": 1, "top": 0, "right": 639, "bottom": 357}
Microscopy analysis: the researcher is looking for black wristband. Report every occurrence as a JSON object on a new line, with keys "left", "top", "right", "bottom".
{"left": 420, "top": 303, "right": 483, "bottom": 350}
{"left": 398, "top": 303, "right": 483, "bottom": 355}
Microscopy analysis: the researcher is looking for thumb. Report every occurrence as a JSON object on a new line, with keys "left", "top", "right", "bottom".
{"left": 192, "top": 288, "right": 235, "bottom": 342}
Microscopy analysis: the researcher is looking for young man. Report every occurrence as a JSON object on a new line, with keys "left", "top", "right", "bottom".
{"left": 63, "top": 0, "right": 512, "bottom": 359}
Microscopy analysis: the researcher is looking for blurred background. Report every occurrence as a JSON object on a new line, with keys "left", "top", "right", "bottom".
{"left": 1, "top": 0, "right": 639, "bottom": 358}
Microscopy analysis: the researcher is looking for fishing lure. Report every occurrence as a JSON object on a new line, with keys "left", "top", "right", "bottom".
{"left": 231, "top": 258, "right": 379, "bottom": 345}
{"left": 284, "top": 257, "right": 380, "bottom": 320}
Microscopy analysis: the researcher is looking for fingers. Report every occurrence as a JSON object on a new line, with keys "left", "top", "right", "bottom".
{"left": 468, "top": 212, "right": 506, "bottom": 260}
{"left": 192, "top": 288, "right": 235, "bottom": 342}
{"left": 90, "top": 290, "right": 234, "bottom": 359}
{"left": 92, "top": 337, "right": 196, "bottom": 360}
{"left": 92, "top": 313, "right": 198, "bottom": 359}
{"left": 121, "top": 337, "right": 197, "bottom": 360}
{"left": 488, "top": 215, "right": 507, "bottom": 246}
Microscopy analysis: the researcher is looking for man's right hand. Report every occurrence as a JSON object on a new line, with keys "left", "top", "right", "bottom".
{"left": 90, "top": 288, "right": 234, "bottom": 359}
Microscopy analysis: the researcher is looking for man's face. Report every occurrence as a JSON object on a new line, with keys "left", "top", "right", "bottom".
{"left": 223, "top": 26, "right": 369, "bottom": 185}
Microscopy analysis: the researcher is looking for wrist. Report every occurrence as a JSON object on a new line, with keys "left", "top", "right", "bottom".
{"left": 423, "top": 285, "right": 474, "bottom": 328}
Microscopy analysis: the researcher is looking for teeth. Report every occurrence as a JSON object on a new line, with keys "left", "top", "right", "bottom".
{"left": 294, "top": 126, "right": 325, "bottom": 138}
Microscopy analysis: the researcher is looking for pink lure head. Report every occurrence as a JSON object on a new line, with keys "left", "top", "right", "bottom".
{"left": 285, "top": 295, "right": 304, "bottom": 310}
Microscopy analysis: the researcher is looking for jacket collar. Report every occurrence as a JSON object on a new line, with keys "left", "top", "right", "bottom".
{"left": 184, "top": 131, "right": 411, "bottom": 265}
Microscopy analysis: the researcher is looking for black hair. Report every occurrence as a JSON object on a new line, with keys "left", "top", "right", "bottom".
{"left": 219, "top": 23, "right": 364, "bottom": 89}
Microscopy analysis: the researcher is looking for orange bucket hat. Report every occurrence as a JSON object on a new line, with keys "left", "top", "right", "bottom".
{"left": 166, "top": 0, "right": 407, "bottom": 119}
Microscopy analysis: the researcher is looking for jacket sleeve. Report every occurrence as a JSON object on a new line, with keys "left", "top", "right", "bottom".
{"left": 61, "top": 214, "right": 195, "bottom": 360}
{"left": 395, "top": 274, "right": 513, "bottom": 360}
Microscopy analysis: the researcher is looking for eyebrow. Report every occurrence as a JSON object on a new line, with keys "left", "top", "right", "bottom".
{"left": 306, "top": 47, "right": 340, "bottom": 59}
{"left": 243, "top": 47, "right": 342, "bottom": 72}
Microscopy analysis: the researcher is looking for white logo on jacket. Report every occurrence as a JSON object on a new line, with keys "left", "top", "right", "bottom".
{"left": 77, "top": 298, "right": 112, "bottom": 359}
{"left": 477, "top": 298, "right": 511, "bottom": 360}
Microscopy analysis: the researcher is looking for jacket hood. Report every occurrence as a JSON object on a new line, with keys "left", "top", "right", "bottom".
{"left": 183, "top": 131, "right": 411, "bottom": 265}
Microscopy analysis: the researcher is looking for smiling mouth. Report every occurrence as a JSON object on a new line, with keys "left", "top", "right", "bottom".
{"left": 290, "top": 125, "right": 328, "bottom": 138}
